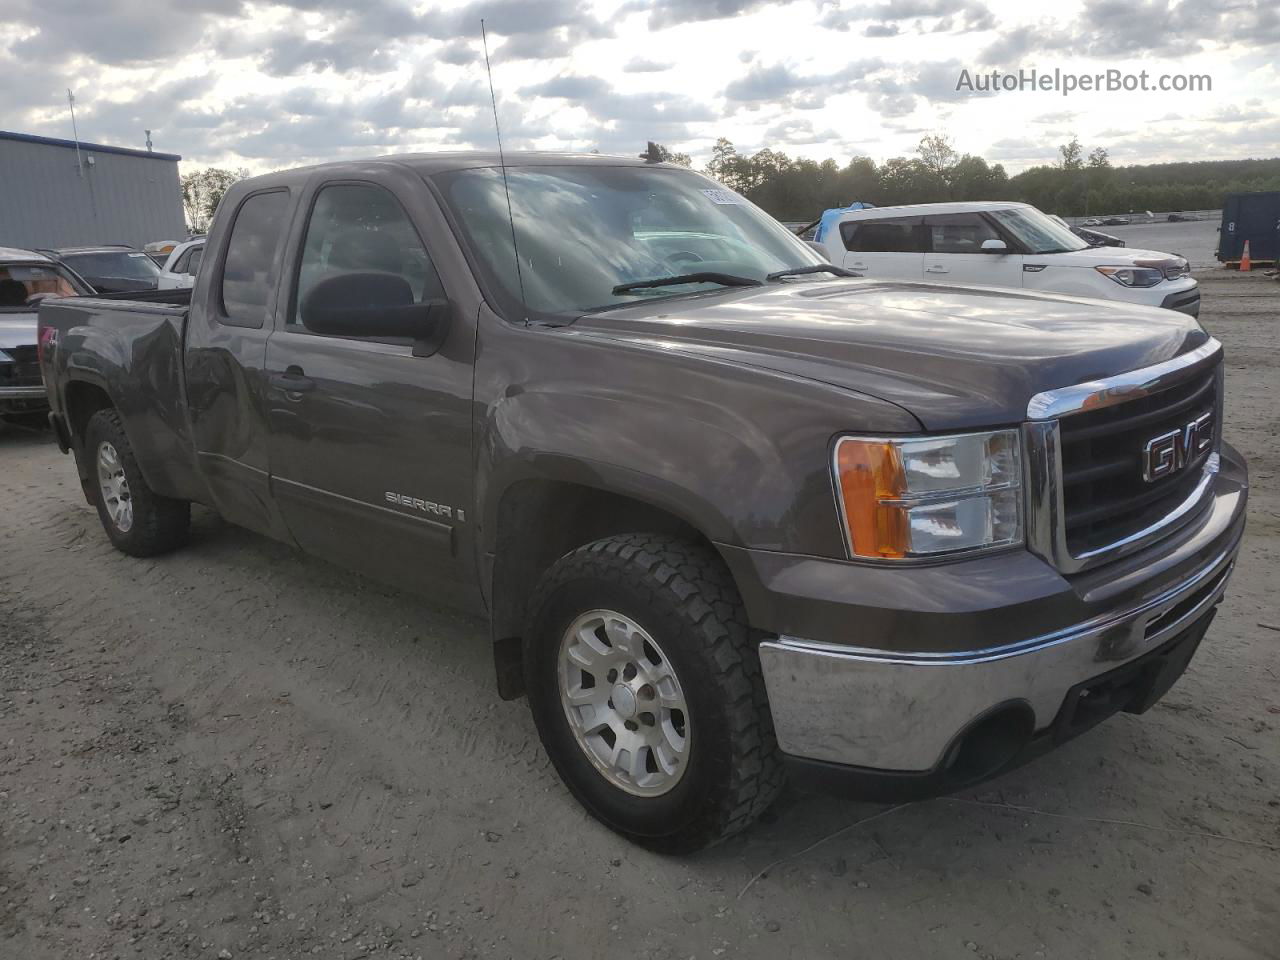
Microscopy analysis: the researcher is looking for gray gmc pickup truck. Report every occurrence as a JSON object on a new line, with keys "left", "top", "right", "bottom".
{"left": 38, "top": 153, "right": 1248, "bottom": 852}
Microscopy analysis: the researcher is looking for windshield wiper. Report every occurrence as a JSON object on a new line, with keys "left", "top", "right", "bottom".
{"left": 765, "top": 264, "right": 859, "bottom": 281}
{"left": 612, "top": 272, "right": 763, "bottom": 295}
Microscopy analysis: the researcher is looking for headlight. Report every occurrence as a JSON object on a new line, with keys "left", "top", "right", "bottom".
{"left": 1095, "top": 265, "right": 1164, "bottom": 287}
{"left": 833, "top": 430, "right": 1023, "bottom": 560}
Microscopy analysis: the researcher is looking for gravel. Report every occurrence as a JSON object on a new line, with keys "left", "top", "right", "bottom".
{"left": 0, "top": 270, "right": 1277, "bottom": 958}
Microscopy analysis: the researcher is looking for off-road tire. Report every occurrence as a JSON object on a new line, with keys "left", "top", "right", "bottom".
{"left": 85, "top": 408, "right": 190, "bottom": 557}
{"left": 524, "top": 533, "right": 785, "bottom": 852}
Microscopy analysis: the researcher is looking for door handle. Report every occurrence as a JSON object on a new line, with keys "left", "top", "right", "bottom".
{"left": 849, "top": 261, "right": 868, "bottom": 270}
{"left": 270, "top": 367, "right": 315, "bottom": 396}
{"left": 925, "top": 264, "right": 949, "bottom": 274}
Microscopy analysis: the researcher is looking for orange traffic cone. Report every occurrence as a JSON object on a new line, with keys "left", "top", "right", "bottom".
{"left": 1240, "top": 239, "right": 1252, "bottom": 272}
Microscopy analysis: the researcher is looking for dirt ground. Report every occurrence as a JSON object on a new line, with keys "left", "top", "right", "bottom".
{"left": 2, "top": 271, "right": 1277, "bottom": 960}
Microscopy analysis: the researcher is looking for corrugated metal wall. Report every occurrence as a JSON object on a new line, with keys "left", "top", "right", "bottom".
{"left": 0, "top": 138, "right": 186, "bottom": 249}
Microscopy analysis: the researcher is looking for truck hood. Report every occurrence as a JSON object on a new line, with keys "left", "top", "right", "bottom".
{"left": 570, "top": 279, "right": 1208, "bottom": 429}
{"left": 0, "top": 313, "right": 37, "bottom": 350}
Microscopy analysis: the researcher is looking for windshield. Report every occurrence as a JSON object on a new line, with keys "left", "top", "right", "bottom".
{"left": 62, "top": 251, "right": 162, "bottom": 281}
{"left": 0, "top": 263, "right": 87, "bottom": 309}
{"left": 988, "top": 207, "right": 1089, "bottom": 255}
{"left": 434, "top": 164, "right": 824, "bottom": 317}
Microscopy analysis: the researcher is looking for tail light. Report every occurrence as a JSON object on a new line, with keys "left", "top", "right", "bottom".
{"left": 38, "top": 325, "right": 57, "bottom": 365}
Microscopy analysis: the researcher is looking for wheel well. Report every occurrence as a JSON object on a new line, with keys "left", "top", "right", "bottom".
{"left": 65, "top": 381, "right": 114, "bottom": 447}
{"left": 64, "top": 381, "right": 115, "bottom": 502}
{"left": 488, "top": 480, "right": 721, "bottom": 698}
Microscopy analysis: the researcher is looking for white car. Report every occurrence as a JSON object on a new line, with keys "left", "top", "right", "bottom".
{"left": 820, "top": 201, "right": 1199, "bottom": 316}
{"left": 156, "top": 237, "right": 205, "bottom": 290}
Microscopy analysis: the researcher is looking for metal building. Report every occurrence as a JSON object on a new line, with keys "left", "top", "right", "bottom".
{"left": 0, "top": 130, "right": 186, "bottom": 249}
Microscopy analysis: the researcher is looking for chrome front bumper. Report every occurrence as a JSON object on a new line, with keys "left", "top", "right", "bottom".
{"left": 0, "top": 385, "right": 47, "bottom": 399}
{"left": 759, "top": 537, "right": 1238, "bottom": 773}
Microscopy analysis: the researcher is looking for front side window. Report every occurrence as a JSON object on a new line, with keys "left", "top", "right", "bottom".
{"left": 221, "top": 190, "right": 291, "bottom": 327}
{"left": 841, "top": 218, "right": 922, "bottom": 253}
{"left": 0, "top": 264, "right": 86, "bottom": 310}
{"left": 925, "top": 213, "right": 1003, "bottom": 253}
{"left": 988, "top": 207, "right": 1089, "bottom": 255}
{"left": 291, "top": 183, "right": 442, "bottom": 333}
{"left": 434, "top": 165, "right": 823, "bottom": 319}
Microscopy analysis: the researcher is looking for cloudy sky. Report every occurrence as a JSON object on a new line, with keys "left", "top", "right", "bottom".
{"left": 1, "top": 0, "right": 1277, "bottom": 175}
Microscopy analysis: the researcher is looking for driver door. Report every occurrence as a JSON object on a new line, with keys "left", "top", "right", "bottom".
{"left": 264, "top": 176, "right": 477, "bottom": 602}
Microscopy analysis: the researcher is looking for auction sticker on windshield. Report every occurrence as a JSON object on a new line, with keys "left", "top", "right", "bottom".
{"left": 701, "top": 188, "right": 744, "bottom": 204}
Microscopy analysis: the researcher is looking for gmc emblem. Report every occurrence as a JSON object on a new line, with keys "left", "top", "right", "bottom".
{"left": 1142, "top": 411, "right": 1213, "bottom": 482}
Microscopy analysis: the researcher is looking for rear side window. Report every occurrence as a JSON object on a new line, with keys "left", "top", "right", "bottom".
{"left": 221, "top": 191, "right": 290, "bottom": 327}
{"left": 925, "top": 213, "right": 1003, "bottom": 253}
{"left": 187, "top": 247, "right": 204, "bottom": 276}
{"left": 841, "top": 218, "right": 921, "bottom": 253}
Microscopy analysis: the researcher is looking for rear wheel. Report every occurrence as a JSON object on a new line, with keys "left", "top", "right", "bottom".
{"left": 85, "top": 408, "right": 190, "bottom": 557}
{"left": 524, "top": 534, "right": 784, "bottom": 852}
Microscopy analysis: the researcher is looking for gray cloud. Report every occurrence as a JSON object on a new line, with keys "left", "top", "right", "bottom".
{"left": 438, "top": 39, "right": 480, "bottom": 65}
{"left": 978, "top": 0, "right": 1280, "bottom": 64}
{"left": 0, "top": 0, "right": 1271, "bottom": 175}
{"left": 521, "top": 74, "right": 614, "bottom": 101}
{"left": 722, "top": 64, "right": 811, "bottom": 103}
{"left": 763, "top": 117, "right": 843, "bottom": 144}
{"left": 822, "top": 0, "right": 996, "bottom": 34}
{"left": 622, "top": 57, "right": 673, "bottom": 73}
{"left": 628, "top": 0, "right": 774, "bottom": 29}
{"left": 722, "top": 57, "right": 972, "bottom": 118}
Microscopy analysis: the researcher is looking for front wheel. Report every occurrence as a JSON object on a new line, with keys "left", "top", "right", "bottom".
{"left": 85, "top": 408, "right": 190, "bottom": 557}
{"left": 524, "top": 534, "right": 784, "bottom": 852}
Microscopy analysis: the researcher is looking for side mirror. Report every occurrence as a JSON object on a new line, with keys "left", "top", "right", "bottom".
{"left": 300, "top": 272, "right": 449, "bottom": 351}
{"left": 805, "top": 239, "right": 831, "bottom": 261}
{"left": 981, "top": 239, "right": 1008, "bottom": 253}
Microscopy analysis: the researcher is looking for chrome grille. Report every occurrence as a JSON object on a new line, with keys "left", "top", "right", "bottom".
{"left": 1059, "top": 368, "right": 1216, "bottom": 554}
{"left": 1024, "top": 339, "right": 1224, "bottom": 574}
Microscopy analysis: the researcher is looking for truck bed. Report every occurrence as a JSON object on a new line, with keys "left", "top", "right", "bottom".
{"left": 39, "top": 288, "right": 204, "bottom": 505}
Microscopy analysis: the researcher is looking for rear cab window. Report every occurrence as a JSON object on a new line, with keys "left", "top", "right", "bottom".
{"left": 220, "top": 191, "right": 291, "bottom": 327}
{"left": 840, "top": 217, "right": 923, "bottom": 253}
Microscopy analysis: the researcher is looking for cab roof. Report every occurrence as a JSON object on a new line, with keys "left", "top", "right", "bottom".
{"left": 0, "top": 246, "right": 54, "bottom": 264}
{"left": 234, "top": 151, "right": 685, "bottom": 190}
{"left": 837, "top": 201, "right": 1034, "bottom": 218}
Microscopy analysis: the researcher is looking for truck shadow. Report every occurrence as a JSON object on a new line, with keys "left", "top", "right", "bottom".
{"left": 170, "top": 502, "right": 1156, "bottom": 865}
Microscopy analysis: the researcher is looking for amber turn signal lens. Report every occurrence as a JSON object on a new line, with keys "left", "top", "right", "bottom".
{"left": 835, "top": 439, "right": 910, "bottom": 559}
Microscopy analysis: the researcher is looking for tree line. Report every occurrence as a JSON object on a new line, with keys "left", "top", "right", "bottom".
{"left": 657, "top": 136, "right": 1280, "bottom": 221}
{"left": 182, "top": 136, "right": 1280, "bottom": 233}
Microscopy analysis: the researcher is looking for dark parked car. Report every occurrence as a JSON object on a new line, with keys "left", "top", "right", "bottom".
{"left": 1048, "top": 214, "right": 1126, "bottom": 248}
{"left": 40, "top": 245, "right": 163, "bottom": 294}
{"left": 1102, "top": 216, "right": 1131, "bottom": 226}
{"left": 0, "top": 246, "right": 93, "bottom": 425}
{"left": 38, "top": 153, "right": 1247, "bottom": 851}
{"left": 1072, "top": 225, "right": 1125, "bottom": 247}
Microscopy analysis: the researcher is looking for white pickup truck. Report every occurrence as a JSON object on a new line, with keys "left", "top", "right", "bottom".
{"left": 820, "top": 201, "right": 1199, "bottom": 316}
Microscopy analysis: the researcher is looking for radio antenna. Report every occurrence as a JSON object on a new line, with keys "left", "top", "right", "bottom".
{"left": 480, "top": 20, "right": 528, "bottom": 324}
